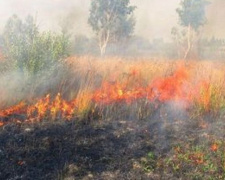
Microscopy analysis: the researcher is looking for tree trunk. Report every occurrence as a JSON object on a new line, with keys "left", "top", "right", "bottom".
{"left": 183, "top": 23, "right": 191, "bottom": 60}
{"left": 99, "top": 29, "right": 110, "bottom": 57}
{"left": 100, "top": 45, "right": 106, "bottom": 56}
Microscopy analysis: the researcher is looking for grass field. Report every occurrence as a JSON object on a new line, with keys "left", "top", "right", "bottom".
{"left": 1, "top": 56, "right": 225, "bottom": 179}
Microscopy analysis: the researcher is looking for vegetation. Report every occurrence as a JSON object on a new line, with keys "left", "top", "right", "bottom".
{"left": 1, "top": 57, "right": 225, "bottom": 179}
{"left": 176, "top": 0, "right": 209, "bottom": 59}
{"left": 1, "top": 15, "right": 70, "bottom": 78}
{"left": 1, "top": 0, "right": 225, "bottom": 179}
{"left": 88, "top": 0, "right": 136, "bottom": 56}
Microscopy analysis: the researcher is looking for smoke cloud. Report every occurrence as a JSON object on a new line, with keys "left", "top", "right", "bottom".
{"left": 0, "top": 0, "right": 224, "bottom": 42}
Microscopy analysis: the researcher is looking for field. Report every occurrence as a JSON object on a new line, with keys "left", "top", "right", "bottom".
{"left": 1, "top": 56, "right": 225, "bottom": 179}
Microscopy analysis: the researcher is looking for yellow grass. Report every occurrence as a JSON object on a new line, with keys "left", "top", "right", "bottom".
{"left": 1, "top": 56, "right": 225, "bottom": 121}
{"left": 65, "top": 56, "right": 225, "bottom": 116}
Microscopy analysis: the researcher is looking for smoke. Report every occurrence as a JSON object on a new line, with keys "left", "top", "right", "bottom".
{"left": 0, "top": 61, "right": 75, "bottom": 109}
{"left": 0, "top": 0, "right": 225, "bottom": 41}
{"left": 132, "top": 0, "right": 179, "bottom": 42}
{"left": 0, "top": 70, "right": 27, "bottom": 108}
{"left": 0, "top": 0, "right": 92, "bottom": 35}
{"left": 0, "top": 2, "right": 225, "bottom": 179}
{"left": 203, "top": 0, "right": 225, "bottom": 39}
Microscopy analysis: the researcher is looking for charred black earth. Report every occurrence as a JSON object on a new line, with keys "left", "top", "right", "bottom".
{"left": 0, "top": 111, "right": 222, "bottom": 180}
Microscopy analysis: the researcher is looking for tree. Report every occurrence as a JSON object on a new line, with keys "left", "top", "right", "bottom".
{"left": 88, "top": 0, "right": 136, "bottom": 56}
{"left": 2, "top": 15, "right": 70, "bottom": 77}
{"left": 176, "top": 0, "right": 209, "bottom": 59}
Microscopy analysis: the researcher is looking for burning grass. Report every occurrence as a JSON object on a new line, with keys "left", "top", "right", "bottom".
{"left": 0, "top": 57, "right": 220, "bottom": 124}
{"left": 1, "top": 56, "right": 225, "bottom": 179}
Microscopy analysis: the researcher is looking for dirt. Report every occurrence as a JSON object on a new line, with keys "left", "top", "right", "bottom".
{"left": 0, "top": 109, "right": 218, "bottom": 180}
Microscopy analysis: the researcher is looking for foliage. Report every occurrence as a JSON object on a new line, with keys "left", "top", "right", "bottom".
{"left": 88, "top": 0, "right": 136, "bottom": 55}
{"left": 199, "top": 37, "right": 225, "bottom": 59}
{"left": 175, "top": 0, "right": 210, "bottom": 59}
{"left": 176, "top": 0, "right": 209, "bottom": 31}
{"left": 2, "top": 15, "right": 70, "bottom": 78}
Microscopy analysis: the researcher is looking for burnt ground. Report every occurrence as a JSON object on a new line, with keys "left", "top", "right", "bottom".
{"left": 0, "top": 118, "right": 156, "bottom": 180}
{"left": 0, "top": 109, "right": 223, "bottom": 180}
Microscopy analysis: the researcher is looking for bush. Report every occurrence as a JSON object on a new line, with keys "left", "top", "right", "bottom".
{"left": 1, "top": 14, "right": 70, "bottom": 78}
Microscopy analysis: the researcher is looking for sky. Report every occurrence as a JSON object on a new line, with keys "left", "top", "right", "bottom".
{"left": 0, "top": 0, "right": 224, "bottom": 42}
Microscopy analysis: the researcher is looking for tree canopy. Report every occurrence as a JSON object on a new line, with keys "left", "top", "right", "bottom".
{"left": 175, "top": 0, "right": 210, "bottom": 59}
{"left": 88, "top": 0, "right": 136, "bottom": 56}
{"left": 2, "top": 15, "right": 70, "bottom": 77}
{"left": 176, "top": 0, "right": 209, "bottom": 31}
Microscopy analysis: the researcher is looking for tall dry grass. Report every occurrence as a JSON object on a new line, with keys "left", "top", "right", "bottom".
{"left": 63, "top": 57, "right": 225, "bottom": 119}
{"left": 1, "top": 56, "right": 225, "bottom": 121}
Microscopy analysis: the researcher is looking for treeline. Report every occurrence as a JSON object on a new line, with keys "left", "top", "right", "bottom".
{"left": 72, "top": 34, "right": 225, "bottom": 60}
{"left": 72, "top": 35, "right": 177, "bottom": 58}
{"left": 0, "top": 13, "right": 225, "bottom": 71}
{"left": 199, "top": 37, "right": 225, "bottom": 59}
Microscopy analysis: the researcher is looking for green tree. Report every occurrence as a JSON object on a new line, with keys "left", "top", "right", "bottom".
{"left": 176, "top": 0, "right": 209, "bottom": 59}
{"left": 88, "top": 0, "right": 136, "bottom": 56}
{"left": 2, "top": 15, "right": 70, "bottom": 78}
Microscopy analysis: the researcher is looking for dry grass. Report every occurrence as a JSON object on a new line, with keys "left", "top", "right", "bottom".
{"left": 1, "top": 56, "right": 225, "bottom": 179}
{"left": 1, "top": 56, "right": 225, "bottom": 121}
{"left": 65, "top": 57, "right": 225, "bottom": 115}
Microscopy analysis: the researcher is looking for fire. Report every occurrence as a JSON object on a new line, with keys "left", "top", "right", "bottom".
{"left": 0, "top": 65, "right": 211, "bottom": 124}
{"left": 0, "top": 102, "right": 26, "bottom": 117}
{"left": 148, "top": 66, "right": 192, "bottom": 102}
{"left": 92, "top": 65, "right": 202, "bottom": 107}
{"left": 210, "top": 143, "right": 219, "bottom": 152}
{"left": 27, "top": 93, "right": 76, "bottom": 121}
{"left": 27, "top": 94, "right": 50, "bottom": 119}
{"left": 92, "top": 81, "right": 146, "bottom": 104}
{"left": 50, "top": 93, "right": 62, "bottom": 120}
{"left": 0, "top": 93, "right": 77, "bottom": 124}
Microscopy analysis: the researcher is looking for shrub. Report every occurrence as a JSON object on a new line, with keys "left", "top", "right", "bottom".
{"left": 1, "top": 14, "right": 70, "bottom": 78}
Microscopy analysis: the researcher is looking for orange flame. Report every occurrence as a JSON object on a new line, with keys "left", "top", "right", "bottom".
{"left": 148, "top": 66, "right": 192, "bottom": 103}
{"left": 0, "top": 65, "right": 211, "bottom": 124}
{"left": 27, "top": 93, "right": 76, "bottom": 121}
{"left": 0, "top": 102, "right": 26, "bottom": 117}
{"left": 92, "top": 66, "right": 200, "bottom": 107}
{"left": 210, "top": 143, "right": 219, "bottom": 152}
{"left": 27, "top": 94, "right": 50, "bottom": 119}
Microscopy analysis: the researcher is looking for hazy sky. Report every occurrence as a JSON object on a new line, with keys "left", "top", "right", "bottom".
{"left": 0, "top": 0, "right": 224, "bottom": 41}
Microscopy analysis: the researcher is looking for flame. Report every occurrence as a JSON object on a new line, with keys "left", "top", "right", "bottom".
{"left": 27, "top": 93, "right": 76, "bottom": 121}
{"left": 92, "top": 81, "right": 146, "bottom": 105}
{"left": 148, "top": 66, "right": 192, "bottom": 103}
{"left": 61, "top": 99, "right": 75, "bottom": 120}
{"left": 0, "top": 65, "right": 211, "bottom": 124}
{"left": 50, "top": 93, "right": 62, "bottom": 120}
{"left": 27, "top": 94, "right": 50, "bottom": 119}
{"left": 210, "top": 143, "right": 219, "bottom": 152}
{"left": 0, "top": 102, "right": 26, "bottom": 117}
{"left": 92, "top": 65, "right": 201, "bottom": 107}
